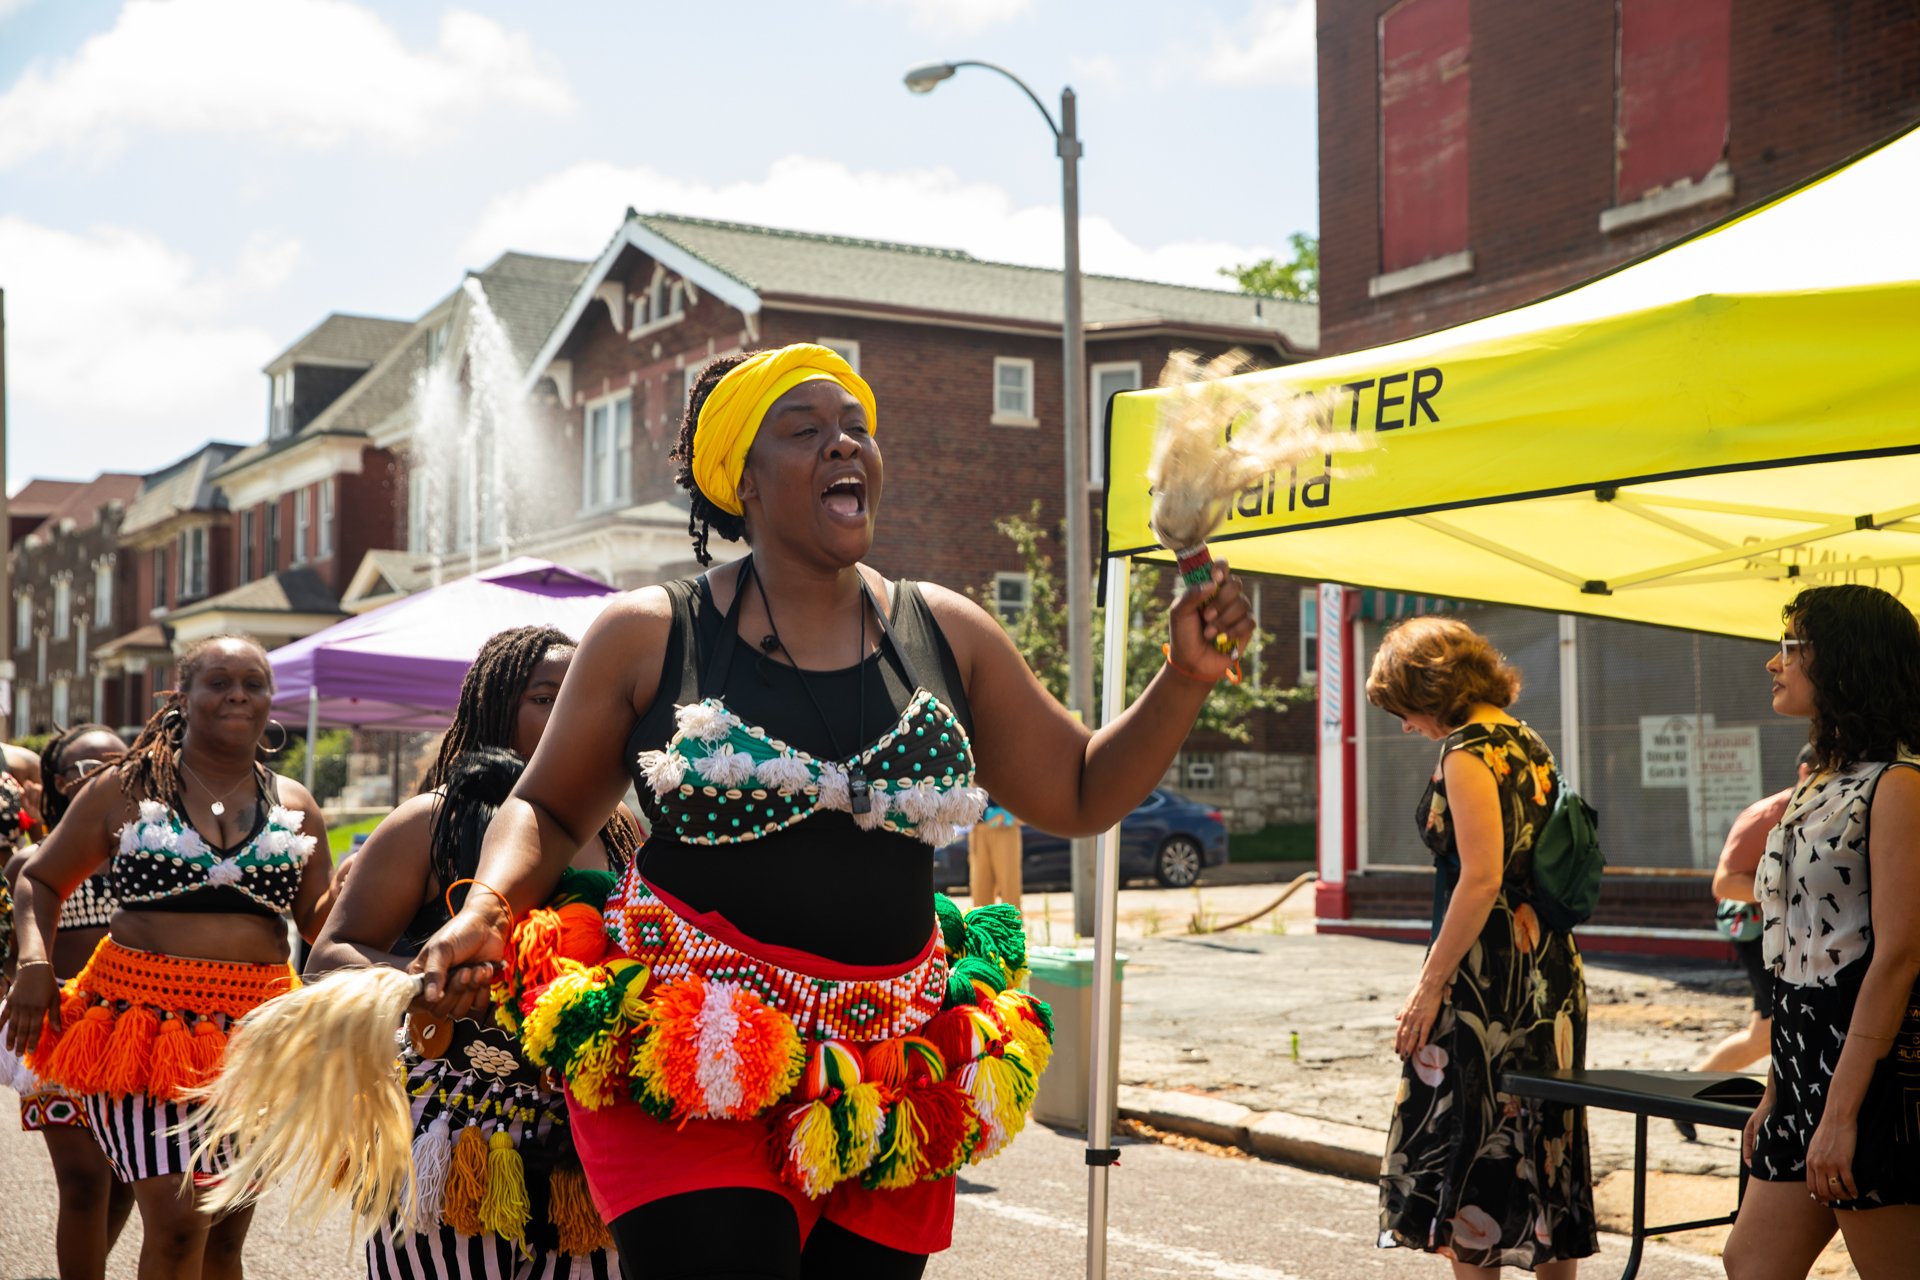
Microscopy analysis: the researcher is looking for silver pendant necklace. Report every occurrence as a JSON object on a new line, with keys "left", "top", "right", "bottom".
{"left": 182, "top": 759, "right": 251, "bottom": 817}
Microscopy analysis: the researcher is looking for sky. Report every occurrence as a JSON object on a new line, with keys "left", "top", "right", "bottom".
{"left": 0, "top": 0, "right": 1318, "bottom": 487}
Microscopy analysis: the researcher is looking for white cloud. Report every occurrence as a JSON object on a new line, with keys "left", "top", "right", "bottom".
{"left": 460, "top": 155, "right": 1275, "bottom": 292}
{"left": 1202, "top": 0, "right": 1315, "bottom": 85}
{"left": 0, "top": 0, "right": 575, "bottom": 169}
{"left": 854, "top": 0, "right": 1032, "bottom": 34}
{"left": 0, "top": 217, "right": 295, "bottom": 474}
{"left": 1068, "top": 53, "right": 1122, "bottom": 88}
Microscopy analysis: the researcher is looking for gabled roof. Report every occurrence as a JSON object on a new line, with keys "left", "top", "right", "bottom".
{"left": 11, "top": 479, "right": 84, "bottom": 517}
{"left": 166, "top": 566, "right": 342, "bottom": 621}
{"left": 264, "top": 313, "right": 415, "bottom": 373}
{"left": 21, "top": 472, "right": 143, "bottom": 542}
{"left": 473, "top": 251, "right": 594, "bottom": 371}
{"left": 526, "top": 211, "right": 1316, "bottom": 382}
{"left": 122, "top": 442, "right": 245, "bottom": 536}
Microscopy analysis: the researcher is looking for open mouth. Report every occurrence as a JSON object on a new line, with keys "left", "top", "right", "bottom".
{"left": 821, "top": 476, "right": 867, "bottom": 519}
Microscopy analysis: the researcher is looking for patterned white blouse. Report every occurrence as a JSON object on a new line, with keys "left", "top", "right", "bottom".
{"left": 1758, "top": 758, "right": 1919, "bottom": 987}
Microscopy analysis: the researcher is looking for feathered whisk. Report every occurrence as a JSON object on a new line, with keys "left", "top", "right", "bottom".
{"left": 1146, "top": 350, "right": 1343, "bottom": 651}
{"left": 190, "top": 966, "right": 424, "bottom": 1242}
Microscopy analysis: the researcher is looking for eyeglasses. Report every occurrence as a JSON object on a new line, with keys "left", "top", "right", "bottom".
{"left": 62, "top": 755, "right": 121, "bottom": 782}
{"left": 1779, "top": 635, "right": 1806, "bottom": 666}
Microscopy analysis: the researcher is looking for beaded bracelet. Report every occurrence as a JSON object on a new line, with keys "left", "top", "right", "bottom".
{"left": 445, "top": 876, "right": 516, "bottom": 925}
{"left": 1162, "top": 642, "right": 1243, "bottom": 687}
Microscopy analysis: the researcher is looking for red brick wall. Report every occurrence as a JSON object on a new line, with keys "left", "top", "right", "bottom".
{"left": 1318, "top": 0, "right": 1920, "bottom": 353}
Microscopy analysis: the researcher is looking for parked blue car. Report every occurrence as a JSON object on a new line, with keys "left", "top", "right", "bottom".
{"left": 933, "top": 789, "right": 1230, "bottom": 891}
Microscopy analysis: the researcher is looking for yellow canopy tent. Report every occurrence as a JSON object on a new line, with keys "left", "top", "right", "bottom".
{"left": 1104, "top": 122, "right": 1920, "bottom": 637}
{"left": 1076, "top": 124, "right": 1920, "bottom": 1279}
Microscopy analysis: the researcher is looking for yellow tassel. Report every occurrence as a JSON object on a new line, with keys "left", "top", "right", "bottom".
{"left": 478, "top": 1130, "right": 530, "bottom": 1251}
{"left": 777, "top": 1099, "right": 845, "bottom": 1198}
{"left": 442, "top": 1123, "right": 488, "bottom": 1235}
{"left": 548, "top": 1167, "right": 612, "bottom": 1256}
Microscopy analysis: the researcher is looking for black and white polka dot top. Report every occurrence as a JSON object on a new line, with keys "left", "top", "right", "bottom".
{"left": 110, "top": 777, "right": 315, "bottom": 919}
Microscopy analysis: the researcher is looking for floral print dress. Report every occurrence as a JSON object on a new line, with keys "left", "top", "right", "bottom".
{"left": 1379, "top": 721, "right": 1598, "bottom": 1269}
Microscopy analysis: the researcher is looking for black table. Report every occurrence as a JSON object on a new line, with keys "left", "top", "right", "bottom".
{"left": 1501, "top": 1068, "right": 1763, "bottom": 1280}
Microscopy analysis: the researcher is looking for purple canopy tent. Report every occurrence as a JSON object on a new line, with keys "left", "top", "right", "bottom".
{"left": 268, "top": 559, "right": 620, "bottom": 758}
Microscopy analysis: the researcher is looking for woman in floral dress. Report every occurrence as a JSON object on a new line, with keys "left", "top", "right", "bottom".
{"left": 1367, "top": 617, "right": 1596, "bottom": 1275}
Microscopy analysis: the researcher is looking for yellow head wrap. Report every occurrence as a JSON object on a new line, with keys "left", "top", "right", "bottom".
{"left": 690, "top": 344, "right": 878, "bottom": 517}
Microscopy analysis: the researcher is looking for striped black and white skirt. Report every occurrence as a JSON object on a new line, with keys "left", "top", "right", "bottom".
{"left": 81, "top": 1090, "right": 229, "bottom": 1185}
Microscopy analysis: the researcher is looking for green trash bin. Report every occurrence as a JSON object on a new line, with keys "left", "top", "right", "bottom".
{"left": 1026, "top": 945, "right": 1126, "bottom": 1133}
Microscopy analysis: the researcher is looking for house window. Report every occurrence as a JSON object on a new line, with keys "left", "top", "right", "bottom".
{"left": 14, "top": 590, "right": 30, "bottom": 650}
{"left": 293, "top": 490, "right": 311, "bottom": 564}
{"left": 152, "top": 547, "right": 170, "bottom": 613}
{"left": 94, "top": 562, "right": 112, "bottom": 627}
{"left": 13, "top": 687, "right": 26, "bottom": 733}
{"left": 36, "top": 633, "right": 46, "bottom": 684}
{"left": 647, "top": 272, "right": 687, "bottom": 328}
{"left": 993, "top": 357, "right": 1036, "bottom": 425}
{"left": 1299, "top": 591, "right": 1320, "bottom": 683}
{"left": 408, "top": 467, "right": 430, "bottom": 553}
{"left": 819, "top": 339, "right": 860, "bottom": 373}
{"left": 266, "top": 503, "right": 282, "bottom": 571}
{"left": 1379, "top": 0, "right": 1471, "bottom": 274}
{"left": 582, "top": 393, "right": 635, "bottom": 512}
{"left": 179, "top": 527, "right": 207, "bottom": 599}
{"left": 1089, "top": 362, "right": 1141, "bottom": 487}
{"left": 993, "top": 573, "right": 1032, "bottom": 623}
{"left": 317, "top": 479, "right": 335, "bottom": 558}
{"left": 75, "top": 619, "right": 88, "bottom": 674}
{"left": 270, "top": 369, "right": 295, "bottom": 439}
{"left": 1615, "top": 0, "right": 1730, "bottom": 204}
{"left": 52, "top": 577, "right": 70, "bottom": 641}
{"left": 240, "top": 509, "right": 256, "bottom": 582}
{"left": 51, "top": 679, "right": 68, "bottom": 730}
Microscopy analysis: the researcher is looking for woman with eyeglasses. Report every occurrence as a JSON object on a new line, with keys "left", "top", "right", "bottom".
{"left": 1723, "top": 586, "right": 1920, "bottom": 1280}
{"left": 2, "top": 724, "right": 135, "bottom": 1280}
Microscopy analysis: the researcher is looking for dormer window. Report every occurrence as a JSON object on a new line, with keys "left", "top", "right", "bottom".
{"left": 270, "top": 369, "right": 295, "bottom": 439}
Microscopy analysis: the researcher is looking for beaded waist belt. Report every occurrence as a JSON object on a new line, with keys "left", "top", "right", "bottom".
{"left": 30, "top": 938, "right": 296, "bottom": 1101}
{"left": 492, "top": 868, "right": 1054, "bottom": 1198}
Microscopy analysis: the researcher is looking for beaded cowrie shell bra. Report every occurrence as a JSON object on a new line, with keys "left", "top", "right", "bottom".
{"left": 114, "top": 798, "right": 316, "bottom": 912}
{"left": 637, "top": 691, "right": 987, "bottom": 849}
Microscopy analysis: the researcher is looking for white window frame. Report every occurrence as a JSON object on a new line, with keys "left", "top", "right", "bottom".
{"left": 993, "top": 572, "right": 1032, "bottom": 623}
{"left": 92, "top": 669, "right": 105, "bottom": 724}
{"left": 13, "top": 687, "right": 27, "bottom": 733}
{"left": 317, "top": 478, "right": 334, "bottom": 558}
{"left": 270, "top": 369, "right": 294, "bottom": 439}
{"left": 408, "top": 467, "right": 430, "bottom": 553}
{"left": 1088, "top": 361, "right": 1142, "bottom": 488}
{"left": 52, "top": 576, "right": 71, "bottom": 641}
{"left": 75, "top": 619, "right": 88, "bottom": 675}
{"left": 293, "top": 489, "right": 311, "bottom": 565}
{"left": 266, "top": 502, "right": 281, "bottom": 570}
{"left": 15, "top": 590, "right": 31, "bottom": 650}
{"left": 51, "top": 678, "right": 68, "bottom": 730}
{"left": 239, "top": 509, "right": 255, "bottom": 581}
{"left": 151, "top": 547, "right": 169, "bottom": 615}
{"left": 580, "top": 391, "right": 635, "bottom": 515}
{"left": 992, "top": 357, "right": 1038, "bottom": 427}
{"left": 93, "top": 561, "right": 112, "bottom": 627}
{"left": 1299, "top": 590, "right": 1320, "bottom": 683}
{"left": 36, "top": 632, "right": 47, "bottom": 684}
{"left": 179, "top": 527, "right": 207, "bottom": 599}
{"left": 819, "top": 338, "right": 861, "bottom": 373}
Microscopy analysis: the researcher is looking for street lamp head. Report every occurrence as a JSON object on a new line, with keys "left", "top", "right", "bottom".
{"left": 903, "top": 62, "right": 957, "bottom": 94}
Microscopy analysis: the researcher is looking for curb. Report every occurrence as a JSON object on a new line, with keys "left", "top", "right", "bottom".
{"left": 1119, "top": 1086, "right": 1385, "bottom": 1183}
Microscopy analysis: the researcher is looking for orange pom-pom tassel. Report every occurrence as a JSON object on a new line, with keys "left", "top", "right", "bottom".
{"left": 101, "top": 1002, "right": 159, "bottom": 1097}
{"left": 508, "top": 908, "right": 563, "bottom": 992}
{"left": 147, "top": 1015, "right": 198, "bottom": 1100}
{"left": 442, "top": 1123, "right": 488, "bottom": 1236}
{"left": 553, "top": 902, "right": 609, "bottom": 967}
{"left": 186, "top": 1016, "right": 228, "bottom": 1090}
{"left": 44, "top": 1003, "right": 114, "bottom": 1094}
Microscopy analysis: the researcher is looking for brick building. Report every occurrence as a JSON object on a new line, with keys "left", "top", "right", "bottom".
{"left": 6, "top": 473, "right": 144, "bottom": 734}
{"left": 1318, "top": 0, "right": 1920, "bottom": 353}
{"left": 1312, "top": 0, "right": 1920, "bottom": 942}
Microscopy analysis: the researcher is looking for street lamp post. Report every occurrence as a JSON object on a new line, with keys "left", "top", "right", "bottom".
{"left": 905, "top": 62, "right": 1099, "bottom": 936}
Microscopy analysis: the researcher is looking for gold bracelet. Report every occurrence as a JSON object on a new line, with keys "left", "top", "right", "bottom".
{"left": 12, "top": 959, "right": 52, "bottom": 973}
{"left": 1849, "top": 1030, "right": 1898, "bottom": 1041}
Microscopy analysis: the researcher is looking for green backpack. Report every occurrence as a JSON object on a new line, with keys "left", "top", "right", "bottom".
{"left": 1531, "top": 774, "right": 1604, "bottom": 932}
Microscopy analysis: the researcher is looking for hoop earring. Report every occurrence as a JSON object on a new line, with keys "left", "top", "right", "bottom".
{"left": 164, "top": 706, "right": 187, "bottom": 749}
{"left": 260, "top": 720, "right": 290, "bottom": 755}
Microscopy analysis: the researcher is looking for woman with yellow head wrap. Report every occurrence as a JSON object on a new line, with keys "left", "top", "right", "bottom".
{"left": 408, "top": 342, "right": 1257, "bottom": 1277}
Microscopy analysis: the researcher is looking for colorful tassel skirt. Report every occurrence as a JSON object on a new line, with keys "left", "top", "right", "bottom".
{"left": 0, "top": 1006, "right": 87, "bottom": 1131}
{"left": 368, "top": 1017, "right": 621, "bottom": 1279}
{"left": 27, "top": 939, "right": 295, "bottom": 1183}
{"left": 491, "top": 869, "right": 1054, "bottom": 1253}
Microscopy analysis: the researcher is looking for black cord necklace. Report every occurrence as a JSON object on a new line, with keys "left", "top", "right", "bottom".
{"left": 756, "top": 566, "right": 874, "bottom": 815}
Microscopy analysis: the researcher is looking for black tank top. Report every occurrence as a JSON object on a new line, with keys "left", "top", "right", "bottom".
{"left": 625, "top": 568, "right": 973, "bottom": 966}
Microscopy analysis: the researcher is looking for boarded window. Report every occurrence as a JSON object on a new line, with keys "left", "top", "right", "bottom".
{"left": 1616, "top": 0, "right": 1730, "bottom": 202}
{"left": 1378, "top": 0, "right": 1471, "bottom": 274}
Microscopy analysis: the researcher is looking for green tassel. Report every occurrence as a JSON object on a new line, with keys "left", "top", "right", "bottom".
{"left": 549, "top": 868, "right": 618, "bottom": 910}
{"left": 934, "top": 894, "right": 966, "bottom": 957}
{"left": 944, "top": 970, "right": 976, "bottom": 1009}
{"left": 952, "top": 955, "right": 1009, "bottom": 995}
{"left": 962, "top": 903, "right": 1027, "bottom": 974}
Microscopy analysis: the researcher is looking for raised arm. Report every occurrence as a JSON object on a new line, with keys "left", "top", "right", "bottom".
{"left": 931, "top": 561, "right": 1252, "bottom": 837}
{"left": 412, "top": 588, "right": 670, "bottom": 1006}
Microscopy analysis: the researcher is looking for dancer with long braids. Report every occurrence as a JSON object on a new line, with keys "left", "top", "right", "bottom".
{"left": 308, "top": 625, "right": 637, "bottom": 1280}
{"left": 396, "top": 343, "right": 1255, "bottom": 1277}
{"left": 1, "top": 724, "right": 136, "bottom": 1280}
{"left": 1, "top": 636, "right": 331, "bottom": 1280}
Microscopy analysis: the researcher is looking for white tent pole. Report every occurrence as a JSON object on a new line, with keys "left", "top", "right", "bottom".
{"left": 1557, "top": 615, "right": 1582, "bottom": 790}
{"left": 305, "top": 686, "right": 319, "bottom": 792}
{"left": 1085, "top": 555, "right": 1130, "bottom": 1280}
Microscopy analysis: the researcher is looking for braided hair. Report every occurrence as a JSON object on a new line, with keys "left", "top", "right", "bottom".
{"left": 41, "top": 722, "right": 119, "bottom": 830}
{"left": 670, "top": 352, "right": 754, "bottom": 565}
{"left": 120, "top": 634, "right": 271, "bottom": 808}
{"left": 419, "top": 626, "right": 640, "bottom": 890}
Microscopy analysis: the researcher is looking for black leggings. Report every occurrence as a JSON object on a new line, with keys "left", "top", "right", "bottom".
{"left": 611, "top": 1188, "right": 929, "bottom": 1280}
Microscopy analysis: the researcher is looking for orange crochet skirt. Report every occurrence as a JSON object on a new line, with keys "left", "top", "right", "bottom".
{"left": 28, "top": 938, "right": 297, "bottom": 1102}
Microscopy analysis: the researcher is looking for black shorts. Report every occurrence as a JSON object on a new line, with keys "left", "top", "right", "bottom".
{"left": 1734, "top": 937, "right": 1774, "bottom": 1019}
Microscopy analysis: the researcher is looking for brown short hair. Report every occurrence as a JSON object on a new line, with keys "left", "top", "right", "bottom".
{"left": 1365, "top": 616, "right": 1522, "bottom": 726}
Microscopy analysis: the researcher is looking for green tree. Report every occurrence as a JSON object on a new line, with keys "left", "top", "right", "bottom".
{"left": 275, "top": 728, "right": 352, "bottom": 804}
{"left": 1220, "top": 231, "right": 1319, "bottom": 302}
{"left": 974, "top": 506, "right": 1309, "bottom": 742}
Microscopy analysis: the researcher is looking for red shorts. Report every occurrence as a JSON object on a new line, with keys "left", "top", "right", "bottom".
{"left": 569, "top": 1092, "right": 956, "bottom": 1255}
